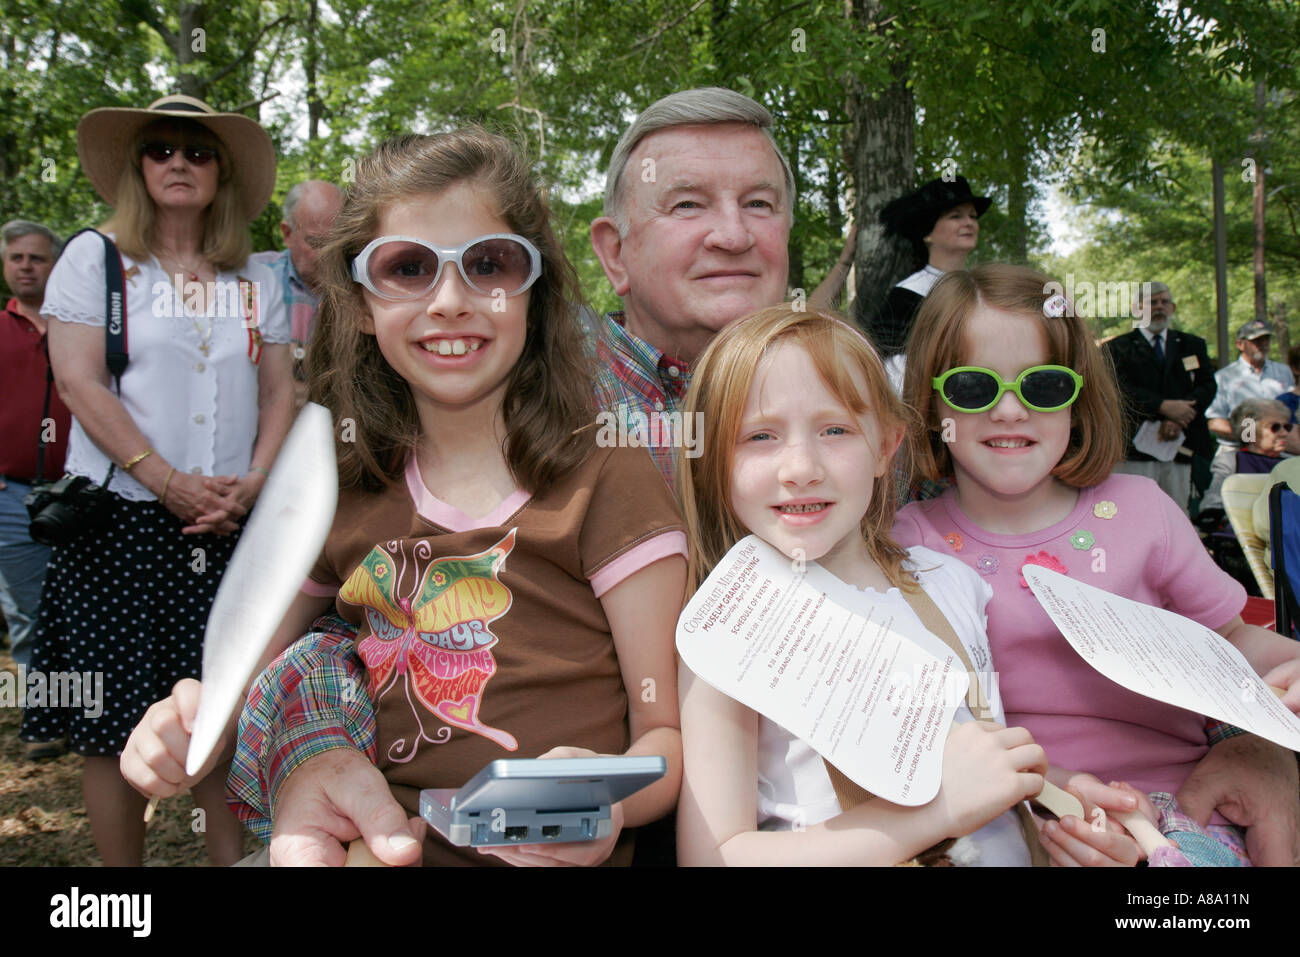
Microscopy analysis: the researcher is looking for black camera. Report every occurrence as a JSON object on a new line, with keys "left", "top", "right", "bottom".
{"left": 24, "top": 474, "right": 113, "bottom": 546}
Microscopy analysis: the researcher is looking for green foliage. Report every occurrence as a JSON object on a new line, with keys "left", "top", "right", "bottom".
{"left": 1, "top": 0, "right": 1297, "bottom": 342}
{"left": 0, "top": 0, "right": 157, "bottom": 233}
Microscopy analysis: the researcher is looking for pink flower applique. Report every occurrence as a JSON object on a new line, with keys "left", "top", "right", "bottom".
{"left": 944, "top": 532, "right": 964, "bottom": 552}
{"left": 975, "top": 553, "right": 999, "bottom": 576}
{"left": 1019, "top": 551, "right": 1068, "bottom": 588}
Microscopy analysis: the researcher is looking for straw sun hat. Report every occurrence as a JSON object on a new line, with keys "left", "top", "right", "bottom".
{"left": 76, "top": 94, "right": 276, "bottom": 221}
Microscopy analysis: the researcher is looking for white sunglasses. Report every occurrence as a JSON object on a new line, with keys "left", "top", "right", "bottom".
{"left": 350, "top": 233, "right": 542, "bottom": 301}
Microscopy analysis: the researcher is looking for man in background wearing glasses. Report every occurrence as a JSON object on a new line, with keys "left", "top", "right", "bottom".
{"left": 1103, "top": 282, "right": 1216, "bottom": 516}
{"left": 251, "top": 180, "right": 344, "bottom": 406}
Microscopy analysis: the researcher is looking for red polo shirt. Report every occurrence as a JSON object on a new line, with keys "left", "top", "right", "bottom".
{"left": 1, "top": 299, "right": 71, "bottom": 481}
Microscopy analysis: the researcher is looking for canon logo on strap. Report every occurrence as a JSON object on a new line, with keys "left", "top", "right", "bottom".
{"left": 108, "top": 290, "right": 123, "bottom": 335}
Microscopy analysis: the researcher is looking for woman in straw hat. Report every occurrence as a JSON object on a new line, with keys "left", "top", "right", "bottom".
{"left": 19, "top": 95, "right": 294, "bottom": 865}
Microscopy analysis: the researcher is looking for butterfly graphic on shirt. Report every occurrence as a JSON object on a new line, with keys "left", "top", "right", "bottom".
{"left": 340, "top": 530, "right": 519, "bottom": 760}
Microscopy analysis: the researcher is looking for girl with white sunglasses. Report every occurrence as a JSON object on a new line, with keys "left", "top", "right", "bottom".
{"left": 122, "top": 128, "right": 686, "bottom": 867}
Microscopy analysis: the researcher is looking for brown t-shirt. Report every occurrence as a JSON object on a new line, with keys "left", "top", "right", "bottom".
{"left": 307, "top": 445, "right": 685, "bottom": 865}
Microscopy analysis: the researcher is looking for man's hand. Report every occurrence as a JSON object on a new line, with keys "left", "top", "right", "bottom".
{"left": 1159, "top": 398, "right": 1197, "bottom": 428}
{"left": 1176, "top": 734, "right": 1300, "bottom": 866}
{"left": 270, "top": 748, "right": 422, "bottom": 866}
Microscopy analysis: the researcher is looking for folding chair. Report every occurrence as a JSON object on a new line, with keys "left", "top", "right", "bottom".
{"left": 1221, "top": 473, "right": 1274, "bottom": 600}
{"left": 1270, "top": 483, "right": 1300, "bottom": 641}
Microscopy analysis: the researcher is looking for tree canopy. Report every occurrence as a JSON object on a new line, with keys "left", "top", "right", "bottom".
{"left": 2, "top": 0, "right": 1296, "bottom": 358}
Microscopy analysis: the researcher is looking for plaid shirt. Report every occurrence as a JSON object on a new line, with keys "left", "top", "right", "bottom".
{"left": 227, "top": 614, "right": 374, "bottom": 842}
{"left": 593, "top": 311, "right": 692, "bottom": 486}
{"left": 249, "top": 249, "right": 320, "bottom": 379}
{"left": 1149, "top": 791, "right": 1251, "bottom": 865}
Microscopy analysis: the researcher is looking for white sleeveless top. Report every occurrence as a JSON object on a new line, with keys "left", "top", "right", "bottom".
{"left": 755, "top": 547, "right": 1032, "bottom": 866}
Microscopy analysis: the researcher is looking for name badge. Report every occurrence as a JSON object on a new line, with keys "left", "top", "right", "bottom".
{"left": 1183, "top": 355, "right": 1199, "bottom": 371}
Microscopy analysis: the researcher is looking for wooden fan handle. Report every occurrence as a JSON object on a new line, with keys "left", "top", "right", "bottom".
{"left": 344, "top": 839, "right": 391, "bottom": 866}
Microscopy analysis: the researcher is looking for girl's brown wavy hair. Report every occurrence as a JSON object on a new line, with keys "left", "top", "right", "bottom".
{"left": 308, "top": 128, "right": 594, "bottom": 494}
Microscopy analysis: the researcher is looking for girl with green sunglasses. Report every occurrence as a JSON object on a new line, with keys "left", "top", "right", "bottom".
{"left": 894, "top": 263, "right": 1300, "bottom": 868}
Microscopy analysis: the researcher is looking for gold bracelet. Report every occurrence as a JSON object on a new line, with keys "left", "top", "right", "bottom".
{"left": 160, "top": 466, "right": 176, "bottom": 505}
{"left": 122, "top": 448, "right": 155, "bottom": 471}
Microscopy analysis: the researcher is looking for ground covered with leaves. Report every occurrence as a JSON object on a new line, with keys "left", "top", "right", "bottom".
{"left": 0, "top": 645, "right": 254, "bottom": 866}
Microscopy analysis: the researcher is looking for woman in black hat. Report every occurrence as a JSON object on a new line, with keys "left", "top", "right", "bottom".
{"left": 19, "top": 95, "right": 294, "bottom": 865}
{"left": 870, "top": 176, "right": 991, "bottom": 361}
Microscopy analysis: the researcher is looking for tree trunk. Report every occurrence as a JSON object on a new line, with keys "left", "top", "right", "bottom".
{"left": 0, "top": 33, "right": 18, "bottom": 210}
{"left": 306, "top": 0, "right": 322, "bottom": 146}
{"left": 845, "top": 2, "right": 914, "bottom": 331}
{"left": 825, "top": 149, "right": 847, "bottom": 307}
{"left": 1211, "top": 160, "right": 1230, "bottom": 367}
{"left": 710, "top": 0, "right": 734, "bottom": 85}
{"left": 177, "top": 2, "right": 207, "bottom": 98}
{"left": 826, "top": 154, "right": 843, "bottom": 239}
{"left": 789, "top": 133, "right": 804, "bottom": 294}
{"left": 1272, "top": 300, "right": 1290, "bottom": 359}
{"left": 1252, "top": 81, "right": 1267, "bottom": 323}
{"left": 1004, "top": 137, "right": 1029, "bottom": 264}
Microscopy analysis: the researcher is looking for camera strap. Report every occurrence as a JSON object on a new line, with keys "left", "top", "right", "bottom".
{"left": 55, "top": 229, "right": 130, "bottom": 489}
{"left": 59, "top": 228, "right": 131, "bottom": 388}
{"left": 34, "top": 348, "right": 53, "bottom": 484}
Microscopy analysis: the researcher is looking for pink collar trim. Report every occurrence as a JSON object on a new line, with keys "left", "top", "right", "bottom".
{"left": 404, "top": 454, "right": 532, "bottom": 532}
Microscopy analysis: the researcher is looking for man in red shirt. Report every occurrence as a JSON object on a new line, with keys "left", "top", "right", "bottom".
{"left": 1, "top": 220, "right": 71, "bottom": 758}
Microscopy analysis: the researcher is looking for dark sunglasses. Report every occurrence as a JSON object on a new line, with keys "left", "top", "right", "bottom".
{"left": 140, "top": 142, "right": 218, "bottom": 166}
{"left": 933, "top": 365, "right": 1084, "bottom": 413}
{"left": 1266, "top": 421, "right": 1295, "bottom": 435}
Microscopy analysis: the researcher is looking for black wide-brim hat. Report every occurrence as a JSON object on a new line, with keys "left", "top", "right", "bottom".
{"left": 879, "top": 176, "right": 992, "bottom": 242}
{"left": 77, "top": 94, "right": 276, "bottom": 221}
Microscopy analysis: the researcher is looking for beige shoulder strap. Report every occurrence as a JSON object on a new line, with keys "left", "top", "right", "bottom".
{"left": 823, "top": 581, "right": 1049, "bottom": 866}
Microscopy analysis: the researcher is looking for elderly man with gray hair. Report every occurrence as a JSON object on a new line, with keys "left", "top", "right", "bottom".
{"left": 1, "top": 220, "right": 72, "bottom": 757}
{"left": 588, "top": 86, "right": 795, "bottom": 484}
{"left": 251, "top": 179, "right": 344, "bottom": 402}
{"left": 1102, "top": 281, "right": 1216, "bottom": 515}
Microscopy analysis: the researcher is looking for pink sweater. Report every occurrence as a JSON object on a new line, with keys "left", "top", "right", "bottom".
{"left": 894, "top": 474, "right": 1246, "bottom": 797}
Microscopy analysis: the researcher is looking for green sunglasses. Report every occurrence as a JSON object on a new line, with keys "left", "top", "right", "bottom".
{"left": 932, "top": 365, "right": 1084, "bottom": 413}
